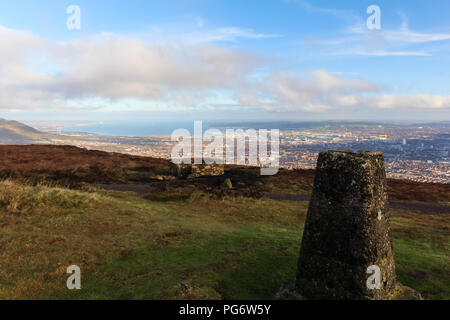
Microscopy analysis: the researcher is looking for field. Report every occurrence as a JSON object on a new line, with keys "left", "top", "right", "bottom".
{"left": 0, "top": 145, "right": 448, "bottom": 300}
{"left": 0, "top": 145, "right": 169, "bottom": 185}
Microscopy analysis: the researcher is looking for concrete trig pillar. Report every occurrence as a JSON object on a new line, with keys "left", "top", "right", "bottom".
{"left": 296, "top": 151, "right": 396, "bottom": 300}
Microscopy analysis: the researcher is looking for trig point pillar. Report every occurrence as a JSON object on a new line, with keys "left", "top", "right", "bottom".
{"left": 296, "top": 151, "right": 396, "bottom": 300}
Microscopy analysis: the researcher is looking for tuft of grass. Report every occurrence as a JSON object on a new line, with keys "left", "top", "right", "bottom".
{"left": 0, "top": 180, "right": 102, "bottom": 215}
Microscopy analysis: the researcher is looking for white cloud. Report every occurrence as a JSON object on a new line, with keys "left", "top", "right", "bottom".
{"left": 382, "top": 24, "right": 450, "bottom": 45}
{"left": 355, "top": 51, "right": 431, "bottom": 57}
{"left": 183, "top": 27, "right": 282, "bottom": 44}
{"left": 309, "top": 7, "right": 450, "bottom": 57}
{"left": 0, "top": 25, "right": 448, "bottom": 115}
{"left": 266, "top": 70, "right": 378, "bottom": 111}
{"left": 238, "top": 93, "right": 260, "bottom": 107}
{"left": 248, "top": 70, "right": 450, "bottom": 113}
{"left": 359, "top": 94, "right": 450, "bottom": 110}
{"left": 294, "top": 0, "right": 361, "bottom": 23}
{"left": 0, "top": 26, "right": 262, "bottom": 110}
{"left": 53, "top": 35, "right": 259, "bottom": 98}
{"left": 326, "top": 93, "right": 450, "bottom": 110}
{"left": 348, "top": 22, "right": 450, "bottom": 52}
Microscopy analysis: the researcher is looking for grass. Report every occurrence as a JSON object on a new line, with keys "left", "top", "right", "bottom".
{"left": 390, "top": 210, "right": 450, "bottom": 299}
{"left": 0, "top": 180, "right": 448, "bottom": 300}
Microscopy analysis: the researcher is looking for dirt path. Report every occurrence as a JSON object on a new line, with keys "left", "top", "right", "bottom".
{"left": 95, "top": 183, "right": 159, "bottom": 193}
{"left": 95, "top": 184, "right": 449, "bottom": 215}
{"left": 264, "top": 193, "right": 450, "bottom": 214}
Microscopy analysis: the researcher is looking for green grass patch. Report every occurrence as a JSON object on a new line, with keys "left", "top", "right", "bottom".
{"left": 0, "top": 181, "right": 448, "bottom": 300}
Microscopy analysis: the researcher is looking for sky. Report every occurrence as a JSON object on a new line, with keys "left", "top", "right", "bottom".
{"left": 0, "top": 0, "right": 449, "bottom": 122}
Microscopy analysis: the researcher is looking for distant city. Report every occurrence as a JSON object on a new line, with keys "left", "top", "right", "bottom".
{"left": 27, "top": 121, "right": 450, "bottom": 184}
{"left": 276, "top": 123, "right": 449, "bottom": 183}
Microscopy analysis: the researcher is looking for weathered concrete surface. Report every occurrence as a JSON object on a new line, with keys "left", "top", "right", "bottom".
{"left": 295, "top": 151, "right": 396, "bottom": 300}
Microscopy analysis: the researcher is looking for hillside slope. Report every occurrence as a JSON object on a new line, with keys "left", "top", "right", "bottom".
{"left": 0, "top": 145, "right": 448, "bottom": 300}
{"left": 0, "top": 118, "right": 45, "bottom": 144}
{"left": 0, "top": 145, "right": 170, "bottom": 184}
{"left": 0, "top": 180, "right": 448, "bottom": 300}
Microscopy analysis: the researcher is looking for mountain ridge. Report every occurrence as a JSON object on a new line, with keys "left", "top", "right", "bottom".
{"left": 0, "top": 118, "right": 44, "bottom": 144}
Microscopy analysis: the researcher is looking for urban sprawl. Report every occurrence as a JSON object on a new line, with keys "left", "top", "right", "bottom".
{"left": 40, "top": 123, "right": 449, "bottom": 184}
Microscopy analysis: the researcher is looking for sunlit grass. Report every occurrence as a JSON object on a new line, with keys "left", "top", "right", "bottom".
{"left": 0, "top": 181, "right": 448, "bottom": 300}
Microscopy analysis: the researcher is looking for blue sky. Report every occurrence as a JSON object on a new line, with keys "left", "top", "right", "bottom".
{"left": 0, "top": 0, "right": 449, "bottom": 122}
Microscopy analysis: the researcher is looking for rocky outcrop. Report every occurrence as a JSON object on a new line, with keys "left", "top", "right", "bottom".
{"left": 169, "top": 161, "right": 224, "bottom": 178}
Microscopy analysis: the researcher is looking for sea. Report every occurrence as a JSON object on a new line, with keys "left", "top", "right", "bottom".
{"left": 60, "top": 120, "right": 341, "bottom": 137}
{"left": 61, "top": 120, "right": 219, "bottom": 137}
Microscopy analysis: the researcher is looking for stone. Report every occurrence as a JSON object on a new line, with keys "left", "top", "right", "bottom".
{"left": 169, "top": 162, "right": 181, "bottom": 176}
{"left": 223, "top": 178, "right": 233, "bottom": 189}
{"left": 277, "top": 278, "right": 422, "bottom": 300}
{"left": 168, "top": 161, "right": 224, "bottom": 178}
{"left": 295, "top": 150, "right": 397, "bottom": 300}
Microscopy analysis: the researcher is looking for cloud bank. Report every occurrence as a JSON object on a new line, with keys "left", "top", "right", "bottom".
{"left": 0, "top": 24, "right": 449, "bottom": 115}
{"left": 0, "top": 26, "right": 260, "bottom": 110}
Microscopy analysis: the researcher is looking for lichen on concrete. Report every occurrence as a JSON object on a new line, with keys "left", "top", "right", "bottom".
{"left": 295, "top": 150, "right": 397, "bottom": 300}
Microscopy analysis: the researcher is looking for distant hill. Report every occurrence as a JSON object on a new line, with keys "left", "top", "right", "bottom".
{"left": 0, "top": 118, "right": 44, "bottom": 144}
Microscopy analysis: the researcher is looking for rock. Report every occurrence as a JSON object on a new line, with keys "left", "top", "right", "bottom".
{"left": 391, "top": 283, "right": 423, "bottom": 300}
{"left": 169, "top": 162, "right": 182, "bottom": 177}
{"left": 168, "top": 161, "right": 224, "bottom": 178}
{"left": 277, "top": 279, "right": 422, "bottom": 300}
{"left": 223, "top": 178, "right": 233, "bottom": 189}
{"left": 295, "top": 150, "right": 397, "bottom": 300}
{"left": 276, "top": 279, "right": 305, "bottom": 300}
